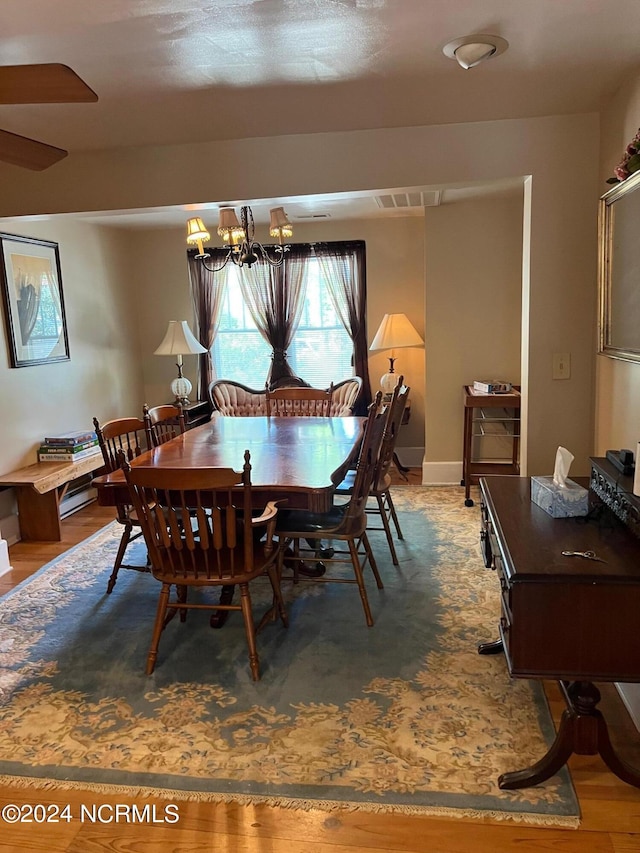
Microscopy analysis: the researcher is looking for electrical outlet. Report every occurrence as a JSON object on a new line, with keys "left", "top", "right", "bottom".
{"left": 552, "top": 352, "right": 571, "bottom": 380}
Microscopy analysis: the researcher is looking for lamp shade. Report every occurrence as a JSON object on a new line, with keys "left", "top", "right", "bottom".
{"left": 369, "top": 313, "right": 424, "bottom": 352}
{"left": 269, "top": 206, "right": 293, "bottom": 240}
{"left": 186, "top": 217, "right": 211, "bottom": 257}
{"left": 154, "top": 320, "right": 207, "bottom": 357}
{"left": 217, "top": 207, "right": 245, "bottom": 244}
{"left": 186, "top": 217, "right": 210, "bottom": 244}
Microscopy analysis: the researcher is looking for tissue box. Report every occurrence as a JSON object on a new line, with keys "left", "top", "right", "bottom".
{"left": 530, "top": 476, "right": 589, "bottom": 518}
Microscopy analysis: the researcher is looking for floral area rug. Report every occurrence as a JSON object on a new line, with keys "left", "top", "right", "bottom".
{"left": 0, "top": 486, "right": 579, "bottom": 826}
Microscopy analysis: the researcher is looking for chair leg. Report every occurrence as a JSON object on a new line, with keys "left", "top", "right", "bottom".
{"left": 348, "top": 538, "right": 375, "bottom": 627}
{"left": 107, "top": 519, "right": 133, "bottom": 594}
{"left": 385, "top": 490, "right": 403, "bottom": 540}
{"left": 362, "top": 531, "right": 384, "bottom": 589}
{"left": 239, "top": 583, "right": 260, "bottom": 681}
{"left": 265, "top": 563, "right": 289, "bottom": 628}
{"left": 375, "top": 493, "right": 399, "bottom": 566}
{"left": 147, "top": 583, "right": 170, "bottom": 675}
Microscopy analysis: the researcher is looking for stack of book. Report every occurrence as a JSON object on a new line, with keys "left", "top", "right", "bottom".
{"left": 38, "top": 429, "right": 102, "bottom": 463}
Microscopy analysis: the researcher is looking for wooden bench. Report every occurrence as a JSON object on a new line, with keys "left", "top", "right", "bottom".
{"left": 0, "top": 454, "right": 106, "bottom": 542}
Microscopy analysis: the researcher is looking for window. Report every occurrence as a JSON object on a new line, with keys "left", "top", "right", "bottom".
{"left": 212, "top": 257, "right": 354, "bottom": 388}
{"left": 27, "top": 277, "right": 62, "bottom": 360}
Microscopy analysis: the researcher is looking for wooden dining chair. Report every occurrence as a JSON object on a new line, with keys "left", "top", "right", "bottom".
{"left": 123, "top": 451, "right": 288, "bottom": 680}
{"left": 266, "top": 384, "right": 334, "bottom": 417}
{"left": 93, "top": 415, "right": 150, "bottom": 594}
{"left": 275, "top": 392, "right": 386, "bottom": 626}
{"left": 143, "top": 403, "right": 186, "bottom": 447}
{"left": 335, "top": 378, "right": 410, "bottom": 565}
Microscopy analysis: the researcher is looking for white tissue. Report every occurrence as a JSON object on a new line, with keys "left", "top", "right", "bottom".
{"left": 552, "top": 445, "right": 574, "bottom": 488}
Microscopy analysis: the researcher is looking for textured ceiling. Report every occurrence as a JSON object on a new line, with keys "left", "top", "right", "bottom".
{"left": 0, "top": 0, "right": 635, "bottom": 225}
{"left": 1, "top": 0, "right": 638, "bottom": 154}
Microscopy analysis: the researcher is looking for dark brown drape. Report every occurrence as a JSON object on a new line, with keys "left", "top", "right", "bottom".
{"left": 187, "top": 248, "right": 230, "bottom": 402}
{"left": 314, "top": 240, "right": 372, "bottom": 415}
{"left": 239, "top": 245, "right": 310, "bottom": 389}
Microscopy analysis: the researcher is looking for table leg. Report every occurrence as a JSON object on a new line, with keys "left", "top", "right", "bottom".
{"left": 499, "top": 680, "right": 640, "bottom": 789}
{"left": 462, "top": 405, "right": 474, "bottom": 506}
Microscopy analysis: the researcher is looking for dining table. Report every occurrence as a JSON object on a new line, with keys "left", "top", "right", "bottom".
{"left": 92, "top": 415, "right": 364, "bottom": 511}
{"left": 92, "top": 415, "right": 364, "bottom": 626}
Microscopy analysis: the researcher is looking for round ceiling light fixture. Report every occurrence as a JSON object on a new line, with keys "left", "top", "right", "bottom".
{"left": 442, "top": 34, "right": 509, "bottom": 70}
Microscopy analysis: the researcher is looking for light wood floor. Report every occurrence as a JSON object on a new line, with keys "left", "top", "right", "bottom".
{"left": 2, "top": 484, "right": 640, "bottom": 853}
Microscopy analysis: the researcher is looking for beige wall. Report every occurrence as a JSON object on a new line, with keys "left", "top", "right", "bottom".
{"left": 596, "top": 74, "right": 640, "bottom": 454}
{"left": 127, "top": 216, "right": 426, "bottom": 453}
{"left": 0, "top": 111, "right": 600, "bottom": 483}
{"left": 0, "top": 219, "right": 144, "bottom": 468}
{"left": 0, "top": 218, "right": 143, "bottom": 526}
{"left": 424, "top": 194, "right": 523, "bottom": 466}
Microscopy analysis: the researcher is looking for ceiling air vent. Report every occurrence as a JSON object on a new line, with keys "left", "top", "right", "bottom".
{"left": 296, "top": 213, "right": 331, "bottom": 219}
{"left": 375, "top": 190, "right": 441, "bottom": 209}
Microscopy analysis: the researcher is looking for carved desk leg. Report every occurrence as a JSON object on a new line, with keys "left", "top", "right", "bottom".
{"left": 478, "top": 638, "right": 504, "bottom": 655}
{"left": 499, "top": 681, "right": 640, "bottom": 789}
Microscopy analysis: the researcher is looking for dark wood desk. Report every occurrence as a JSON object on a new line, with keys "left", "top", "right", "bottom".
{"left": 93, "top": 416, "right": 364, "bottom": 512}
{"left": 479, "top": 475, "right": 640, "bottom": 789}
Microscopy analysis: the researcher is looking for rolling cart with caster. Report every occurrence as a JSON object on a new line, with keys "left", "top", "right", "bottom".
{"left": 461, "top": 384, "right": 520, "bottom": 506}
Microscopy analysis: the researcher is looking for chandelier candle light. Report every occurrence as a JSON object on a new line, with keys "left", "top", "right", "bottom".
{"left": 154, "top": 320, "right": 207, "bottom": 405}
{"left": 369, "top": 313, "right": 424, "bottom": 394}
{"left": 186, "top": 205, "right": 293, "bottom": 272}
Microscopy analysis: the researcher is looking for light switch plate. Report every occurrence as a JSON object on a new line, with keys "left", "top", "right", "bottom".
{"left": 552, "top": 352, "right": 571, "bottom": 380}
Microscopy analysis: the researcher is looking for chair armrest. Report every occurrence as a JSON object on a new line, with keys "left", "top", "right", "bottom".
{"left": 252, "top": 500, "right": 283, "bottom": 558}
{"left": 251, "top": 500, "right": 280, "bottom": 527}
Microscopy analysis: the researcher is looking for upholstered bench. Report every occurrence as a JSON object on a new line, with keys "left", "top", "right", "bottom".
{"left": 209, "top": 377, "right": 362, "bottom": 417}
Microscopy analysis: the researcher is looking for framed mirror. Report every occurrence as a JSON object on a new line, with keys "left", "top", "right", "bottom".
{"left": 598, "top": 170, "right": 640, "bottom": 362}
{"left": 0, "top": 233, "right": 70, "bottom": 367}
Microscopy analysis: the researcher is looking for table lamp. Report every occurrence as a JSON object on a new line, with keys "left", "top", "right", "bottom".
{"left": 154, "top": 320, "right": 207, "bottom": 404}
{"left": 369, "top": 313, "right": 424, "bottom": 394}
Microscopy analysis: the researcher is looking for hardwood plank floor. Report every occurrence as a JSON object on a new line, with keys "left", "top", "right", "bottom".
{"left": 2, "top": 484, "right": 640, "bottom": 853}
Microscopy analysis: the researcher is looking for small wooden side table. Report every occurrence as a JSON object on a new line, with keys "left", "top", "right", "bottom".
{"left": 461, "top": 385, "right": 520, "bottom": 506}
{"left": 175, "top": 400, "right": 211, "bottom": 429}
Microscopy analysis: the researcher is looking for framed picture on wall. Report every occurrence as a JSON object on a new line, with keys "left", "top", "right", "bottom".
{"left": 0, "top": 233, "right": 70, "bottom": 367}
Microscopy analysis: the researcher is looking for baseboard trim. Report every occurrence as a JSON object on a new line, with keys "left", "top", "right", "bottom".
{"left": 422, "top": 461, "right": 463, "bottom": 485}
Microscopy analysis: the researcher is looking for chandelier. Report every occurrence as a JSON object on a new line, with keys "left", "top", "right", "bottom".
{"left": 186, "top": 205, "right": 293, "bottom": 271}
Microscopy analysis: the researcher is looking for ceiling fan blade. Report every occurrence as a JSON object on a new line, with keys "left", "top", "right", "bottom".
{"left": 0, "top": 63, "right": 98, "bottom": 104}
{"left": 0, "top": 128, "right": 67, "bottom": 170}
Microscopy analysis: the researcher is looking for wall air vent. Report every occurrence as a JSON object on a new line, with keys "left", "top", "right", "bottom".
{"left": 295, "top": 213, "right": 331, "bottom": 219}
{"left": 375, "top": 190, "right": 442, "bottom": 209}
